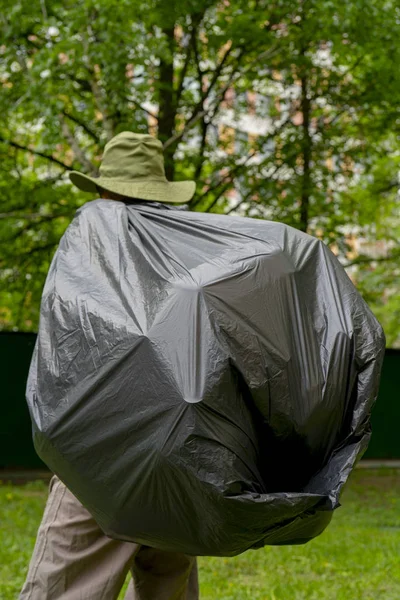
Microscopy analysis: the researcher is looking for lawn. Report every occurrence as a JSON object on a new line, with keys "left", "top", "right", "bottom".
{"left": 1, "top": 469, "right": 399, "bottom": 599}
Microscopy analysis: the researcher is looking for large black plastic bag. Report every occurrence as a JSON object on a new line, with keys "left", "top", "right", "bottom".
{"left": 27, "top": 199, "right": 385, "bottom": 556}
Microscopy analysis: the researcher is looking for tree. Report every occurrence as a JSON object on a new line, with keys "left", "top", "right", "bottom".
{"left": 0, "top": 0, "right": 399, "bottom": 344}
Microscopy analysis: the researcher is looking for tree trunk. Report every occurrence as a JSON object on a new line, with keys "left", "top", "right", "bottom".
{"left": 300, "top": 72, "right": 312, "bottom": 233}
{"left": 158, "top": 27, "right": 176, "bottom": 180}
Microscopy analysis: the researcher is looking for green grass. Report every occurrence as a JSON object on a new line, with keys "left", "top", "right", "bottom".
{"left": 1, "top": 469, "right": 400, "bottom": 599}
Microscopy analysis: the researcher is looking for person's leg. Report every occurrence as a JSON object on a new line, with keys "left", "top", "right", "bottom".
{"left": 124, "top": 547, "right": 199, "bottom": 600}
{"left": 20, "top": 475, "right": 140, "bottom": 600}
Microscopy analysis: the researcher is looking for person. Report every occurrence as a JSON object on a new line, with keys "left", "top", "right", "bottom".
{"left": 20, "top": 132, "right": 199, "bottom": 600}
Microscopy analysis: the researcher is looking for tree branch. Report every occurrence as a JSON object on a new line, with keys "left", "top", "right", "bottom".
{"left": 0, "top": 211, "right": 73, "bottom": 220}
{"left": 176, "top": 50, "right": 191, "bottom": 107}
{"left": 70, "top": 75, "right": 93, "bottom": 93}
{"left": 158, "top": 26, "right": 177, "bottom": 178}
{"left": 224, "top": 162, "right": 284, "bottom": 215}
{"left": 191, "top": 27, "right": 205, "bottom": 97}
{"left": 89, "top": 76, "right": 115, "bottom": 140}
{"left": 176, "top": 20, "right": 199, "bottom": 107}
{"left": 299, "top": 70, "right": 312, "bottom": 233}
{"left": 194, "top": 150, "right": 260, "bottom": 213}
{"left": 60, "top": 115, "right": 99, "bottom": 175}
{"left": 61, "top": 110, "right": 100, "bottom": 142}
{"left": 20, "top": 243, "right": 58, "bottom": 255}
{"left": 127, "top": 98, "right": 158, "bottom": 120}
{"left": 375, "top": 181, "right": 400, "bottom": 195}
{"left": 164, "top": 42, "right": 239, "bottom": 151}
{"left": 191, "top": 117, "right": 291, "bottom": 208}
{"left": 191, "top": 25, "right": 208, "bottom": 181}
{"left": 163, "top": 110, "right": 207, "bottom": 150}
{"left": 195, "top": 118, "right": 209, "bottom": 182}
{"left": 0, "top": 136, "right": 73, "bottom": 170}
{"left": 205, "top": 42, "right": 234, "bottom": 102}
{"left": 225, "top": 188, "right": 259, "bottom": 215}
{"left": 82, "top": 31, "right": 115, "bottom": 141}
{"left": 343, "top": 252, "right": 400, "bottom": 268}
{"left": 164, "top": 41, "right": 279, "bottom": 152}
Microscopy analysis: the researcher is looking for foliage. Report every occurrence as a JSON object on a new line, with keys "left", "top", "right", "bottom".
{"left": 2, "top": 469, "right": 400, "bottom": 599}
{"left": 0, "top": 0, "right": 399, "bottom": 343}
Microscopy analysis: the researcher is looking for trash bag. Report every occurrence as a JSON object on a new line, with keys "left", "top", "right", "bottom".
{"left": 26, "top": 199, "right": 385, "bottom": 556}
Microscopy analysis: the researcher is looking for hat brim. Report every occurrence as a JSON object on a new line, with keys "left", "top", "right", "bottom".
{"left": 69, "top": 172, "right": 195, "bottom": 204}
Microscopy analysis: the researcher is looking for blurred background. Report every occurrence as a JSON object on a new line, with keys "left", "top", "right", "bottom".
{"left": 0, "top": 0, "right": 399, "bottom": 343}
{"left": 0, "top": 2, "right": 399, "bottom": 598}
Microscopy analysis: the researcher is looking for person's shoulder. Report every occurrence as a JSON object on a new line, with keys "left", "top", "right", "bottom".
{"left": 78, "top": 198, "right": 115, "bottom": 214}
{"left": 193, "top": 211, "right": 317, "bottom": 244}
{"left": 75, "top": 198, "right": 126, "bottom": 221}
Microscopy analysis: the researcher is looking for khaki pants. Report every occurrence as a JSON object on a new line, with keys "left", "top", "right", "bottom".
{"left": 20, "top": 476, "right": 199, "bottom": 600}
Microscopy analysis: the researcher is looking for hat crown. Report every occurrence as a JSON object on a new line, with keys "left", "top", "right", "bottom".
{"left": 68, "top": 130, "right": 196, "bottom": 204}
{"left": 99, "top": 132, "right": 167, "bottom": 182}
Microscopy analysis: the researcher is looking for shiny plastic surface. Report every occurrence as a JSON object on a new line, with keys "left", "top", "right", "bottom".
{"left": 26, "top": 200, "right": 385, "bottom": 556}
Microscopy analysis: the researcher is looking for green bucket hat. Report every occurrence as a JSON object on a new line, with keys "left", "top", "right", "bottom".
{"left": 69, "top": 131, "right": 196, "bottom": 204}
